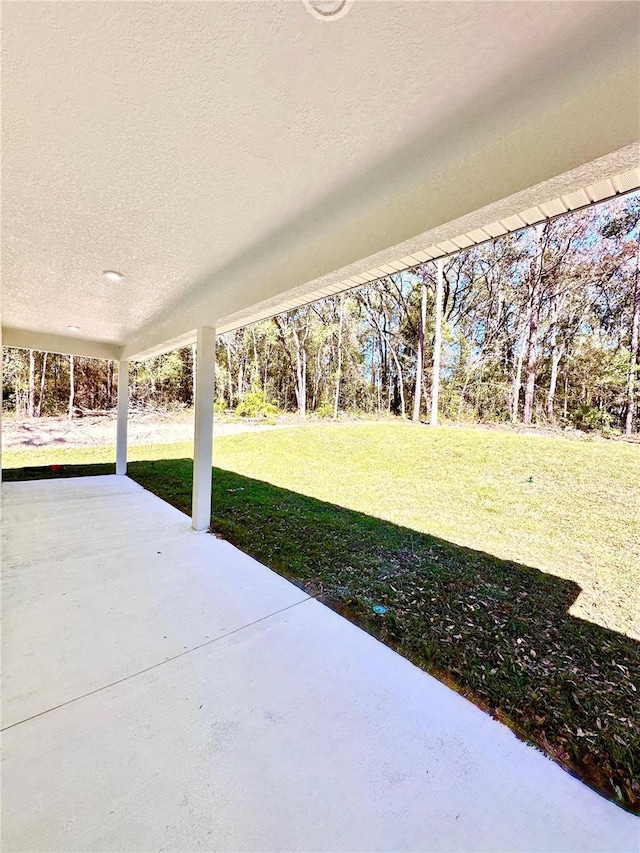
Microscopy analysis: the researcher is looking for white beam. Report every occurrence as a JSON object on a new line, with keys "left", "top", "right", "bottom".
{"left": 191, "top": 326, "right": 216, "bottom": 532}
{"left": 1, "top": 328, "right": 123, "bottom": 361}
{"left": 116, "top": 361, "right": 129, "bottom": 476}
{"left": 123, "top": 330, "right": 198, "bottom": 363}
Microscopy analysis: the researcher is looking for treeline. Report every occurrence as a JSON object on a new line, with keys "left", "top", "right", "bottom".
{"left": 2, "top": 348, "right": 196, "bottom": 418}
{"left": 3, "top": 194, "right": 639, "bottom": 435}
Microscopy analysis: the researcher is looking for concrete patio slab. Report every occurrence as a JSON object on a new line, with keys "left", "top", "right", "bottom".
{"left": 2, "top": 476, "right": 185, "bottom": 563}
{"left": 1, "top": 476, "right": 638, "bottom": 852}
{"left": 1, "top": 477, "right": 308, "bottom": 728}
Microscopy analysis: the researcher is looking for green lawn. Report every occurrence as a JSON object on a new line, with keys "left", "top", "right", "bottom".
{"left": 4, "top": 422, "right": 639, "bottom": 810}
{"left": 212, "top": 424, "right": 639, "bottom": 639}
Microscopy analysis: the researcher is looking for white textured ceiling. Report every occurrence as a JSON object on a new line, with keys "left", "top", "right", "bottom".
{"left": 2, "top": 1, "right": 639, "bottom": 357}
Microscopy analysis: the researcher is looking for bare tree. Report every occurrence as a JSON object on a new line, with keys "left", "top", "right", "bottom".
{"left": 430, "top": 259, "right": 444, "bottom": 426}
{"left": 68, "top": 354, "right": 75, "bottom": 419}
{"left": 273, "top": 311, "right": 310, "bottom": 417}
{"left": 27, "top": 350, "right": 36, "bottom": 417}
{"left": 546, "top": 278, "right": 562, "bottom": 422}
{"left": 36, "top": 352, "right": 48, "bottom": 417}
{"left": 412, "top": 270, "right": 427, "bottom": 422}
{"left": 522, "top": 223, "right": 546, "bottom": 425}
{"left": 333, "top": 294, "right": 344, "bottom": 419}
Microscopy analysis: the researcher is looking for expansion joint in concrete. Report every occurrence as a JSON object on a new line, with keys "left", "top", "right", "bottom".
{"left": 1, "top": 595, "right": 313, "bottom": 733}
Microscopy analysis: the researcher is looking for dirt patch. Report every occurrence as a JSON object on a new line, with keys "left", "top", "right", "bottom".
{"left": 2, "top": 411, "right": 278, "bottom": 450}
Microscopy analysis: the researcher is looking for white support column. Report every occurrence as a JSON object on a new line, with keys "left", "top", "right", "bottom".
{"left": 116, "top": 360, "right": 129, "bottom": 476}
{"left": 192, "top": 326, "right": 216, "bottom": 531}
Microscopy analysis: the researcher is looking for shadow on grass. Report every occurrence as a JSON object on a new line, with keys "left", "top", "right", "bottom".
{"left": 3, "top": 459, "right": 639, "bottom": 813}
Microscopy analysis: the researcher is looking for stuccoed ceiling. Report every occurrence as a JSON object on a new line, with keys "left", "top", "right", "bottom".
{"left": 2, "top": 1, "right": 639, "bottom": 358}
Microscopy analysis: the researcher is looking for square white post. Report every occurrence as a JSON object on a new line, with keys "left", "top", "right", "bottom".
{"left": 192, "top": 326, "right": 216, "bottom": 531}
{"left": 116, "top": 360, "right": 129, "bottom": 475}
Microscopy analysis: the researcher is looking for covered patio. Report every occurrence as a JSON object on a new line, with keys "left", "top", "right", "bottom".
{"left": 2, "top": 1, "right": 640, "bottom": 519}
{"left": 2, "top": 474, "right": 637, "bottom": 850}
{"left": 2, "top": 0, "right": 640, "bottom": 849}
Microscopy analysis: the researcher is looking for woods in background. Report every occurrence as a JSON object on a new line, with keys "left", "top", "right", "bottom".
{"left": 3, "top": 194, "right": 639, "bottom": 435}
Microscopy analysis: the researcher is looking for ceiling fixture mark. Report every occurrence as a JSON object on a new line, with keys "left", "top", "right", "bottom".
{"left": 302, "top": 0, "right": 351, "bottom": 21}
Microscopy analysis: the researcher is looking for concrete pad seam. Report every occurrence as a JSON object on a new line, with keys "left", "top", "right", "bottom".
{"left": 1, "top": 594, "right": 314, "bottom": 733}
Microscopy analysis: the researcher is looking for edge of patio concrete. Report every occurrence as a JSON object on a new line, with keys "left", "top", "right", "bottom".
{"left": 2, "top": 475, "right": 638, "bottom": 852}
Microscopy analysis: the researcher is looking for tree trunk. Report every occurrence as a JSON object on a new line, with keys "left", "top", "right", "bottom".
{"left": 28, "top": 350, "right": 36, "bottom": 417}
{"left": 312, "top": 351, "right": 319, "bottom": 410}
{"left": 458, "top": 361, "right": 473, "bottom": 421}
{"left": 546, "top": 280, "right": 561, "bottom": 422}
{"left": 377, "top": 332, "right": 385, "bottom": 414}
{"left": 376, "top": 343, "right": 382, "bottom": 414}
{"left": 272, "top": 316, "right": 306, "bottom": 417}
{"left": 107, "top": 360, "right": 114, "bottom": 408}
{"left": 430, "top": 259, "right": 444, "bottom": 426}
{"left": 625, "top": 240, "right": 640, "bottom": 436}
{"left": 291, "top": 325, "right": 307, "bottom": 417}
{"left": 68, "top": 354, "right": 75, "bottom": 419}
{"left": 382, "top": 316, "right": 390, "bottom": 413}
{"left": 224, "top": 340, "right": 234, "bottom": 406}
{"left": 238, "top": 359, "right": 244, "bottom": 400}
{"left": 251, "top": 327, "right": 259, "bottom": 384}
{"left": 263, "top": 344, "right": 270, "bottom": 396}
{"left": 547, "top": 348, "right": 563, "bottom": 423}
{"left": 511, "top": 304, "right": 531, "bottom": 422}
{"left": 388, "top": 344, "right": 405, "bottom": 418}
{"left": 523, "top": 223, "right": 546, "bottom": 425}
{"left": 333, "top": 295, "right": 344, "bottom": 419}
{"left": 36, "top": 352, "right": 48, "bottom": 417}
{"left": 412, "top": 274, "right": 427, "bottom": 423}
